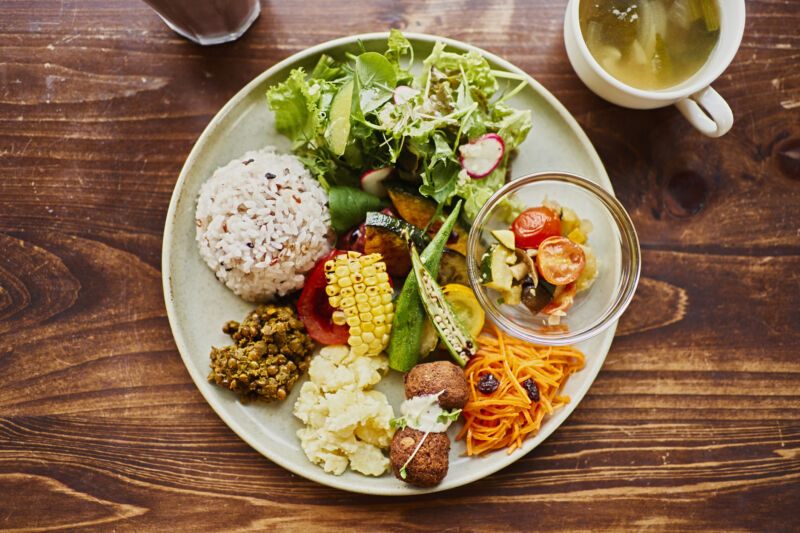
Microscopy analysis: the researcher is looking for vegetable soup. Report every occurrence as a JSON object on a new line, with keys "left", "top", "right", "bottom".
{"left": 579, "top": 0, "right": 720, "bottom": 90}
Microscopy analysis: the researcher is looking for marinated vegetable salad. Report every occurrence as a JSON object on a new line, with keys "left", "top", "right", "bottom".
{"left": 480, "top": 198, "right": 598, "bottom": 324}
{"left": 196, "top": 32, "right": 590, "bottom": 488}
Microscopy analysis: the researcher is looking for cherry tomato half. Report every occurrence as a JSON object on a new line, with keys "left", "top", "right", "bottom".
{"left": 510, "top": 206, "right": 561, "bottom": 249}
{"left": 536, "top": 236, "right": 586, "bottom": 285}
{"left": 296, "top": 249, "right": 349, "bottom": 344}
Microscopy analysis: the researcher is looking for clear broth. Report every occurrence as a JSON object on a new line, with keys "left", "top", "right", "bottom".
{"left": 579, "top": 0, "right": 720, "bottom": 90}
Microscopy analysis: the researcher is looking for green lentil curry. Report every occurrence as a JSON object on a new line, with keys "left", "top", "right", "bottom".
{"left": 208, "top": 303, "right": 314, "bottom": 402}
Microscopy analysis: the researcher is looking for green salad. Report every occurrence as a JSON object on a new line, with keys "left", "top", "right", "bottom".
{"left": 266, "top": 30, "right": 532, "bottom": 223}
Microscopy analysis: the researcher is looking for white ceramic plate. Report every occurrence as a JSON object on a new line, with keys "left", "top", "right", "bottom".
{"left": 162, "top": 33, "right": 614, "bottom": 495}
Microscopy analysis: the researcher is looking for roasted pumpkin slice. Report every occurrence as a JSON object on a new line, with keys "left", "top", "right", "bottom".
{"left": 364, "top": 211, "right": 430, "bottom": 277}
{"left": 386, "top": 183, "right": 469, "bottom": 255}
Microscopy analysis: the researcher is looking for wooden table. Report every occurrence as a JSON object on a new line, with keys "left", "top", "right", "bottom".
{"left": 2, "top": 1, "right": 798, "bottom": 531}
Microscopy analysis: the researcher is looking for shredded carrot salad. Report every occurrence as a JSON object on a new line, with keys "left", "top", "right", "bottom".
{"left": 456, "top": 322, "right": 585, "bottom": 455}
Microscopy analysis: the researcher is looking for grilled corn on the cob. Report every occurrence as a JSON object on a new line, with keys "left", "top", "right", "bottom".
{"left": 324, "top": 251, "right": 394, "bottom": 356}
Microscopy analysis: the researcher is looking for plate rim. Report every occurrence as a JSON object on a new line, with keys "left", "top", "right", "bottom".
{"left": 162, "top": 31, "right": 615, "bottom": 495}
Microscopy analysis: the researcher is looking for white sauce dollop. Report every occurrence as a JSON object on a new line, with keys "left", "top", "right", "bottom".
{"left": 399, "top": 391, "right": 455, "bottom": 433}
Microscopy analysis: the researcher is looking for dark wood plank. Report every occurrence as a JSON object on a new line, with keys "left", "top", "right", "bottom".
{"left": 1, "top": 0, "right": 799, "bottom": 531}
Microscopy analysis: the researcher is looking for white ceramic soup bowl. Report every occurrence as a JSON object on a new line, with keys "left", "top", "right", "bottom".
{"left": 564, "top": 0, "right": 746, "bottom": 137}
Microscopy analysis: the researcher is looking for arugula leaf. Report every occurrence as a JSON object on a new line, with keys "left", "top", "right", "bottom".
{"left": 389, "top": 416, "right": 407, "bottom": 430}
{"left": 436, "top": 408, "right": 462, "bottom": 424}
{"left": 419, "top": 159, "right": 459, "bottom": 205}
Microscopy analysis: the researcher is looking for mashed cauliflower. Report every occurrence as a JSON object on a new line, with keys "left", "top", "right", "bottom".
{"left": 293, "top": 345, "right": 395, "bottom": 476}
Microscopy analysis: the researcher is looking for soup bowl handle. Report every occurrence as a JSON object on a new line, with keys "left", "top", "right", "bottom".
{"left": 675, "top": 86, "right": 734, "bottom": 138}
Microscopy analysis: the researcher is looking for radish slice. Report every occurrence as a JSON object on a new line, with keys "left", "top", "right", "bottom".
{"left": 393, "top": 85, "right": 420, "bottom": 105}
{"left": 360, "top": 167, "right": 394, "bottom": 198}
{"left": 458, "top": 133, "right": 505, "bottom": 178}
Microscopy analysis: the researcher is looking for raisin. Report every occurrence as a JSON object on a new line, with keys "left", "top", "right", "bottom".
{"left": 522, "top": 378, "right": 540, "bottom": 402}
{"left": 477, "top": 373, "right": 499, "bottom": 394}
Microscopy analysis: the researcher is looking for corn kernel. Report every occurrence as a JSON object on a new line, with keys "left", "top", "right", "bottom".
{"left": 354, "top": 283, "right": 366, "bottom": 293}
{"left": 332, "top": 311, "right": 347, "bottom": 326}
{"left": 343, "top": 306, "right": 358, "bottom": 317}
{"left": 363, "top": 266, "right": 377, "bottom": 277}
{"left": 338, "top": 276, "right": 352, "bottom": 288}
{"left": 347, "top": 251, "right": 360, "bottom": 259}
{"left": 362, "top": 331, "right": 376, "bottom": 344}
{"left": 325, "top": 285, "right": 339, "bottom": 297}
{"left": 356, "top": 302, "right": 370, "bottom": 313}
{"left": 349, "top": 260, "right": 362, "bottom": 272}
{"left": 355, "top": 293, "right": 368, "bottom": 304}
{"left": 374, "top": 325, "right": 386, "bottom": 338}
{"left": 349, "top": 326, "right": 362, "bottom": 337}
{"left": 348, "top": 336, "right": 363, "bottom": 347}
{"left": 335, "top": 266, "right": 349, "bottom": 278}
{"left": 383, "top": 303, "right": 393, "bottom": 314}
{"left": 377, "top": 272, "right": 389, "bottom": 283}
{"left": 352, "top": 344, "right": 369, "bottom": 357}
{"left": 375, "top": 262, "right": 386, "bottom": 272}
{"left": 381, "top": 333, "right": 390, "bottom": 344}
{"left": 373, "top": 314, "right": 384, "bottom": 325}
{"left": 386, "top": 312, "right": 394, "bottom": 322}
{"left": 368, "top": 295, "right": 381, "bottom": 307}
{"left": 381, "top": 293, "right": 392, "bottom": 304}
{"left": 365, "top": 276, "right": 377, "bottom": 286}
{"left": 329, "top": 295, "right": 341, "bottom": 308}
{"left": 346, "top": 316, "right": 361, "bottom": 327}
{"left": 359, "top": 312, "right": 373, "bottom": 323}
{"left": 324, "top": 260, "right": 335, "bottom": 272}
{"left": 340, "top": 296, "right": 355, "bottom": 309}
{"left": 339, "top": 286, "right": 354, "bottom": 298}
{"left": 361, "top": 323, "right": 374, "bottom": 333}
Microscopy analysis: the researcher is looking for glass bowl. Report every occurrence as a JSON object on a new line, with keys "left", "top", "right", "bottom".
{"left": 466, "top": 172, "right": 641, "bottom": 345}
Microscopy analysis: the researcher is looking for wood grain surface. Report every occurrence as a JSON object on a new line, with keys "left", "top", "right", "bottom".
{"left": 1, "top": 0, "right": 799, "bottom": 531}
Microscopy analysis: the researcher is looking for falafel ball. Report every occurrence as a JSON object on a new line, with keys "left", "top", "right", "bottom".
{"left": 404, "top": 361, "right": 470, "bottom": 410}
{"left": 390, "top": 427, "right": 450, "bottom": 487}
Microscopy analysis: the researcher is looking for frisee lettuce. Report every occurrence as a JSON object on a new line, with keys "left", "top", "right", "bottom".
{"left": 266, "top": 30, "right": 532, "bottom": 223}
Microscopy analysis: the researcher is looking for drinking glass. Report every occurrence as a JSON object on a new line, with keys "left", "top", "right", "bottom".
{"left": 143, "top": 0, "right": 261, "bottom": 45}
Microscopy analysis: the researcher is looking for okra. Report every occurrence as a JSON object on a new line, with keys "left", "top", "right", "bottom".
{"left": 387, "top": 201, "right": 462, "bottom": 372}
{"left": 410, "top": 246, "right": 476, "bottom": 366}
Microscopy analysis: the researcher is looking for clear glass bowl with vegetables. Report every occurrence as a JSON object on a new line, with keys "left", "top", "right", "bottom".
{"left": 466, "top": 172, "right": 640, "bottom": 345}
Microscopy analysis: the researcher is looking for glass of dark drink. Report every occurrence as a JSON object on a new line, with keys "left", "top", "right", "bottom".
{"left": 143, "top": 0, "right": 260, "bottom": 45}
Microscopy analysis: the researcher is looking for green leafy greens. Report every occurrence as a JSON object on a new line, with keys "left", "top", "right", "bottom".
{"left": 266, "top": 30, "right": 532, "bottom": 223}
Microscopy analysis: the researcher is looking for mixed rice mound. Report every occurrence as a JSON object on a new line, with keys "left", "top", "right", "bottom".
{"left": 195, "top": 146, "right": 334, "bottom": 302}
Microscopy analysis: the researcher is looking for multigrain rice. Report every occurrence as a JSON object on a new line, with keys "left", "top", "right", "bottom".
{"left": 195, "top": 146, "right": 334, "bottom": 302}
